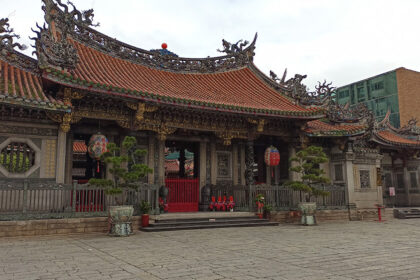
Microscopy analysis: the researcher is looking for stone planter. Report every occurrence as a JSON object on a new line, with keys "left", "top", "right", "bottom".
{"left": 108, "top": 205, "right": 134, "bottom": 236}
{"left": 298, "top": 202, "right": 317, "bottom": 226}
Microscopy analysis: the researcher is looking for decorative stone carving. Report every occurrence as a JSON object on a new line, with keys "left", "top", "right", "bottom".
{"left": 0, "top": 18, "right": 27, "bottom": 52}
{"left": 245, "top": 140, "right": 255, "bottom": 186}
{"left": 270, "top": 70, "right": 335, "bottom": 107}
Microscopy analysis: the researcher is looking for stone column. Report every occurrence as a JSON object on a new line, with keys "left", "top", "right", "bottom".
{"left": 64, "top": 132, "right": 73, "bottom": 184}
{"left": 245, "top": 140, "right": 255, "bottom": 186}
{"left": 232, "top": 143, "right": 238, "bottom": 185}
{"left": 343, "top": 144, "right": 357, "bottom": 220}
{"left": 288, "top": 145, "right": 300, "bottom": 181}
{"left": 210, "top": 142, "right": 217, "bottom": 185}
{"left": 240, "top": 144, "right": 246, "bottom": 185}
{"left": 199, "top": 141, "right": 207, "bottom": 188}
{"left": 157, "top": 139, "right": 165, "bottom": 186}
{"left": 56, "top": 130, "right": 67, "bottom": 184}
{"left": 147, "top": 136, "right": 155, "bottom": 184}
{"left": 403, "top": 166, "right": 410, "bottom": 206}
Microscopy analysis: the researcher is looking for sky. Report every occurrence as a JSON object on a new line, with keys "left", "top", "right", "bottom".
{"left": 2, "top": 0, "right": 420, "bottom": 89}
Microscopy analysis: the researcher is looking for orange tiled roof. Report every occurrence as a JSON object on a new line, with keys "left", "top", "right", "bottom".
{"left": 376, "top": 131, "right": 420, "bottom": 147}
{"left": 43, "top": 39, "right": 323, "bottom": 118}
{"left": 0, "top": 57, "right": 68, "bottom": 111}
{"left": 73, "top": 141, "right": 87, "bottom": 153}
{"left": 305, "top": 120, "right": 366, "bottom": 136}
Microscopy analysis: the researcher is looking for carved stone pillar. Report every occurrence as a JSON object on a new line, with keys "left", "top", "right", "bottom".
{"left": 148, "top": 135, "right": 155, "bottom": 184}
{"left": 288, "top": 145, "right": 300, "bottom": 181}
{"left": 64, "top": 131, "right": 73, "bottom": 184}
{"left": 56, "top": 130, "right": 67, "bottom": 184}
{"left": 232, "top": 143, "right": 238, "bottom": 185}
{"left": 245, "top": 140, "right": 255, "bottom": 186}
{"left": 199, "top": 141, "right": 207, "bottom": 189}
{"left": 157, "top": 138, "right": 165, "bottom": 186}
{"left": 210, "top": 142, "right": 217, "bottom": 185}
{"left": 240, "top": 144, "right": 246, "bottom": 185}
{"left": 403, "top": 166, "right": 410, "bottom": 206}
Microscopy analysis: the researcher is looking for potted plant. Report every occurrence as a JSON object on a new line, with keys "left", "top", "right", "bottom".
{"left": 255, "top": 194, "right": 265, "bottom": 219}
{"left": 89, "top": 136, "right": 153, "bottom": 236}
{"left": 263, "top": 204, "right": 273, "bottom": 219}
{"left": 285, "top": 145, "right": 330, "bottom": 225}
{"left": 140, "top": 200, "right": 151, "bottom": 227}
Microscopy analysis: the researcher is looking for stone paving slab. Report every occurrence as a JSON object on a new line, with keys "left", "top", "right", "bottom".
{"left": 1, "top": 219, "right": 420, "bottom": 279}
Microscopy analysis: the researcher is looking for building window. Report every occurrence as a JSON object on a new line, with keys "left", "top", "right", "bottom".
{"left": 360, "top": 170, "right": 370, "bottom": 188}
{"left": 372, "top": 81, "right": 384, "bottom": 91}
{"left": 216, "top": 152, "right": 231, "bottom": 179}
{"left": 410, "top": 172, "right": 418, "bottom": 188}
{"left": 334, "top": 164, "right": 343, "bottom": 181}
{"left": 0, "top": 142, "right": 35, "bottom": 173}
{"left": 396, "top": 173, "right": 404, "bottom": 189}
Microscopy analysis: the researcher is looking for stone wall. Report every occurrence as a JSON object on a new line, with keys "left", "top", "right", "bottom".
{"left": 0, "top": 216, "right": 141, "bottom": 237}
{"left": 270, "top": 209, "right": 350, "bottom": 224}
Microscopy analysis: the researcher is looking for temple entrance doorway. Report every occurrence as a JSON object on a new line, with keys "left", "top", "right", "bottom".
{"left": 164, "top": 140, "right": 199, "bottom": 212}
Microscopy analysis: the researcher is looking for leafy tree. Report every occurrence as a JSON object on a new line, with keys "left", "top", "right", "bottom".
{"left": 285, "top": 145, "right": 330, "bottom": 202}
{"left": 89, "top": 136, "right": 153, "bottom": 204}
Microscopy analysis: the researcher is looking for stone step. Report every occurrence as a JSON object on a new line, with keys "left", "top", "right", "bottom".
{"left": 153, "top": 216, "right": 259, "bottom": 224}
{"left": 140, "top": 221, "right": 279, "bottom": 232}
{"left": 151, "top": 218, "right": 268, "bottom": 227}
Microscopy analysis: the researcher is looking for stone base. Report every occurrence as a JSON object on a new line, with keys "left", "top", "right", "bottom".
{"left": 0, "top": 216, "right": 141, "bottom": 237}
{"left": 270, "top": 209, "right": 351, "bottom": 224}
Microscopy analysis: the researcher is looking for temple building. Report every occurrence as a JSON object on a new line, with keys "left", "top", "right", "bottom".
{"left": 1, "top": 0, "right": 420, "bottom": 216}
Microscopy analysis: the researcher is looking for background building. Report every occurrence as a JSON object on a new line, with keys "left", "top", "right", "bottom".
{"left": 335, "top": 67, "right": 420, "bottom": 128}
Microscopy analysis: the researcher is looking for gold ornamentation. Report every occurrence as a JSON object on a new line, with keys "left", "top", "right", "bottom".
{"left": 45, "top": 111, "right": 62, "bottom": 123}
{"left": 43, "top": 139, "right": 56, "bottom": 178}
{"left": 126, "top": 102, "right": 158, "bottom": 122}
{"left": 62, "top": 88, "right": 85, "bottom": 106}
{"left": 215, "top": 131, "right": 248, "bottom": 145}
{"left": 60, "top": 113, "right": 72, "bottom": 133}
{"left": 248, "top": 118, "right": 265, "bottom": 132}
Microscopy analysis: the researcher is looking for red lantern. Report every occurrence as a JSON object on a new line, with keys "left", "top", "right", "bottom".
{"left": 88, "top": 133, "right": 108, "bottom": 173}
{"left": 264, "top": 145, "right": 280, "bottom": 166}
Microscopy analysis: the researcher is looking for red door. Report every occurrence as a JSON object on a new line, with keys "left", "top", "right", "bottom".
{"left": 165, "top": 178, "right": 199, "bottom": 212}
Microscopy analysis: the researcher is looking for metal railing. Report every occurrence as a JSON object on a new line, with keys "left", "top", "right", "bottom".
{"left": 0, "top": 180, "right": 159, "bottom": 220}
{"left": 210, "top": 184, "right": 347, "bottom": 211}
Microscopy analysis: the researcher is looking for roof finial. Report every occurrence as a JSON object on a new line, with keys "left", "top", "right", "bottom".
{"left": 161, "top": 43, "right": 167, "bottom": 49}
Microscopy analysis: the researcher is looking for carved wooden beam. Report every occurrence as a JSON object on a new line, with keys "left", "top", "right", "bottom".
{"left": 126, "top": 102, "right": 158, "bottom": 122}
{"left": 215, "top": 131, "right": 248, "bottom": 145}
{"left": 248, "top": 118, "right": 265, "bottom": 132}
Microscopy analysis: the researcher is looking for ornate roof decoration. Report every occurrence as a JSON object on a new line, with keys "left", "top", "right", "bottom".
{"left": 398, "top": 118, "right": 420, "bottom": 136}
{"left": 371, "top": 110, "right": 420, "bottom": 148}
{"left": 36, "top": 0, "right": 258, "bottom": 73}
{"left": 304, "top": 119, "right": 367, "bottom": 137}
{"left": 30, "top": 0, "right": 100, "bottom": 70}
{"left": 0, "top": 18, "right": 27, "bottom": 52}
{"left": 269, "top": 69, "right": 335, "bottom": 106}
{"left": 31, "top": 22, "right": 79, "bottom": 70}
{"left": 327, "top": 102, "right": 374, "bottom": 125}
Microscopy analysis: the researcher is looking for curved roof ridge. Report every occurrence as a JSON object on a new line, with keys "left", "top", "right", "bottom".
{"left": 37, "top": 0, "right": 258, "bottom": 73}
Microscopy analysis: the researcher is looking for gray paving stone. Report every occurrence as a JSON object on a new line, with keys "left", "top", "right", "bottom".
{"left": 2, "top": 220, "right": 420, "bottom": 279}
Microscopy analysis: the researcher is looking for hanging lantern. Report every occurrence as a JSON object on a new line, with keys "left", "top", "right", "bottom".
{"left": 88, "top": 132, "right": 108, "bottom": 173}
{"left": 264, "top": 145, "right": 280, "bottom": 166}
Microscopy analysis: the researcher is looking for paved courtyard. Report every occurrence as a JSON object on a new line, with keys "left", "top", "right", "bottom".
{"left": 1, "top": 219, "right": 420, "bottom": 280}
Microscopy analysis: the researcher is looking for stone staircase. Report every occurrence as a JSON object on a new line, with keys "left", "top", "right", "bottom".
{"left": 140, "top": 212, "right": 279, "bottom": 232}
{"left": 394, "top": 208, "right": 420, "bottom": 219}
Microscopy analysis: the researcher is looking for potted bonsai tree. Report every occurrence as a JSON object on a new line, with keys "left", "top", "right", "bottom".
{"left": 89, "top": 136, "right": 153, "bottom": 236}
{"left": 285, "top": 145, "right": 330, "bottom": 225}
{"left": 140, "top": 200, "right": 151, "bottom": 227}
